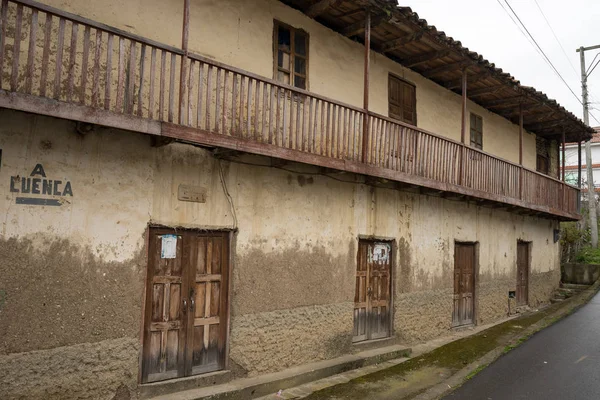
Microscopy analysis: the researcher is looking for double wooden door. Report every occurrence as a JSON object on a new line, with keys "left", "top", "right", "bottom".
{"left": 517, "top": 242, "right": 530, "bottom": 306}
{"left": 453, "top": 243, "right": 475, "bottom": 327}
{"left": 353, "top": 240, "right": 392, "bottom": 342}
{"left": 142, "top": 228, "right": 230, "bottom": 383}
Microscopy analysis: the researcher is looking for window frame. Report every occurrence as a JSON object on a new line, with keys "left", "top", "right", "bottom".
{"left": 273, "top": 20, "right": 309, "bottom": 90}
{"left": 469, "top": 113, "right": 483, "bottom": 150}
{"left": 388, "top": 74, "right": 417, "bottom": 126}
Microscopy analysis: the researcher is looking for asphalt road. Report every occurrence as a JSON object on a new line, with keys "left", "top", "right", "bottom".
{"left": 443, "top": 291, "right": 600, "bottom": 400}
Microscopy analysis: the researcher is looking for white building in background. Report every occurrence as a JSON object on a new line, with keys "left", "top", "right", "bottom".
{"left": 563, "top": 127, "right": 600, "bottom": 191}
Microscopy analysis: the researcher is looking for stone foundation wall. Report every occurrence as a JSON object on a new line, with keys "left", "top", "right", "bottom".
{"left": 0, "top": 338, "right": 139, "bottom": 400}
{"left": 230, "top": 303, "right": 353, "bottom": 376}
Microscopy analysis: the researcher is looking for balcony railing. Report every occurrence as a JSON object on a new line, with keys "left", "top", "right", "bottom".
{"left": 0, "top": 0, "right": 580, "bottom": 219}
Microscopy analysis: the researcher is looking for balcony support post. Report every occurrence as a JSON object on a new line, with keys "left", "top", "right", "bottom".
{"left": 178, "top": 0, "right": 190, "bottom": 125}
{"left": 578, "top": 140, "right": 582, "bottom": 212}
{"left": 361, "top": 9, "right": 371, "bottom": 164}
{"left": 458, "top": 67, "right": 467, "bottom": 185}
{"left": 519, "top": 101, "right": 524, "bottom": 200}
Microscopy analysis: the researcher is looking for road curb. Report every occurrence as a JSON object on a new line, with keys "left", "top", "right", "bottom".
{"left": 414, "top": 279, "right": 600, "bottom": 400}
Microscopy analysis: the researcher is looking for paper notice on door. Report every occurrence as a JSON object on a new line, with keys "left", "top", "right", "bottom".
{"left": 161, "top": 234, "right": 178, "bottom": 259}
{"left": 372, "top": 243, "right": 390, "bottom": 263}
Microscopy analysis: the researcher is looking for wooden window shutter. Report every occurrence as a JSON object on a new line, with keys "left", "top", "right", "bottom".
{"left": 388, "top": 75, "right": 416, "bottom": 125}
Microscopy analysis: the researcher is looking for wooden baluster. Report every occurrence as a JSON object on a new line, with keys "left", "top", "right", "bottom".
{"left": 325, "top": 102, "right": 331, "bottom": 157}
{"left": 11, "top": 4, "right": 23, "bottom": 92}
{"left": 53, "top": 17, "right": 65, "bottom": 99}
{"left": 222, "top": 70, "right": 228, "bottom": 134}
{"left": 205, "top": 65, "right": 212, "bottom": 131}
{"left": 320, "top": 101, "right": 325, "bottom": 156}
{"left": 274, "top": 86, "right": 280, "bottom": 145}
{"left": 126, "top": 40, "right": 137, "bottom": 114}
{"left": 91, "top": 30, "right": 102, "bottom": 107}
{"left": 215, "top": 68, "right": 221, "bottom": 133}
{"left": 79, "top": 26, "right": 90, "bottom": 104}
{"left": 231, "top": 73, "right": 238, "bottom": 135}
{"left": 159, "top": 50, "right": 166, "bottom": 120}
{"left": 295, "top": 95, "right": 301, "bottom": 150}
{"left": 342, "top": 107, "right": 347, "bottom": 159}
{"left": 116, "top": 37, "right": 125, "bottom": 111}
{"left": 39, "top": 13, "right": 52, "bottom": 97}
{"left": 25, "top": 9, "right": 38, "bottom": 94}
{"left": 104, "top": 33, "right": 113, "bottom": 110}
{"left": 168, "top": 53, "right": 176, "bottom": 122}
{"left": 247, "top": 78, "right": 253, "bottom": 138}
{"left": 66, "top": 22, "right": 78, "bottom": 102}
{"left": 283, "top": 88, "right": 289, "bottom": 147}
{"left": 239, "top": 76, "right": 245, "bottom": 137}
{"left": 308, "top": 97, "right": 314, "bottom": 152}
{"left": 148, "top": 47, "right": 156, "bottom": 119}
{"left": 137, "top": 44, "right": 146, "bottom": 117}
{"left": 254, "top": 80, "right": 260, "bottom": 140}
{"left": 262, "top": 82, "right": 268, "bottom": 142}
{"left": 187, "top": 59, "right": 194, "bottom": 125}
{"left": 268, "top": 84, "right": 274, "bottom": 143}
{"left": 0, "top": 0, "right": 8, "bottom": 90}
{"left": 196, "top": 62, "right": 203, "bottom": 128}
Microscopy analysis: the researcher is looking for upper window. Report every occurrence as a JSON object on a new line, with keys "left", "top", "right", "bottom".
{"left": 470, "top": 113, "right": 483, "bottom": 150}
{"left": 388, "top": 75, "right": 416, "bottom": 125}
{"left": 274, "top": 21, "right": 308, "bottom": 90}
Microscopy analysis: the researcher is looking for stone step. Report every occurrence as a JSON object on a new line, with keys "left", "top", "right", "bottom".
{"left": 144, "top": 344, "right": 411, "bottom": 400}
{"left": 550, "top": 297, "right": 565, "bottom": 304}
{"left": 560, "top": 283, "right": 591, "bottom": 291}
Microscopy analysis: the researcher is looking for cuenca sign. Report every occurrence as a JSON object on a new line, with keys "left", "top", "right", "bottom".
{"left": 9, "top": 164, "right": 73, "bottom": 206}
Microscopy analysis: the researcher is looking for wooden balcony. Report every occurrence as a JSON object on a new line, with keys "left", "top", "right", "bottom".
{"left": 0, "top": 0, "right": 580, "bottom": 220}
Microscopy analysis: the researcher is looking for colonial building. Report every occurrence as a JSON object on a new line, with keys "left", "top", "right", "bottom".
{"left": 0, "top": 0, "right": 593, "bottom": 399}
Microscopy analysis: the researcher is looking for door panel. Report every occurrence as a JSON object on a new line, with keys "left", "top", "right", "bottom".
{"left": 353, "top": 240, "right": 392, "bottom": 342}
{"left": 143, "top": 229, "right": 230, "bottom": 383}
{"left": 143, "top": 230, "right": 187, "bottom": 383}
{"left": 517, "top": 242, "right": 529, "bottom": 306}
{"left": 453, "top": 243, "right": 476, "bottom": 327}
{"left": 186, "top": 233, "right": 229, "bottom": 375}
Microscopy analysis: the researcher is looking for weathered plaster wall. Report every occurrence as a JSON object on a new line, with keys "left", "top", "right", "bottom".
{"left": 0, "top": 109, "right": 559, "bottom": 399}
{"left": 35, "top": 0, "right": 540, "bottom": 170}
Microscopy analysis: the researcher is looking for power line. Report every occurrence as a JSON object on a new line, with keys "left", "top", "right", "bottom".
{"left": 500, "top": 0, "right": 600, "bottom": 125}
{"left": 533, "top": 0, "right": 579, "bottom": 79}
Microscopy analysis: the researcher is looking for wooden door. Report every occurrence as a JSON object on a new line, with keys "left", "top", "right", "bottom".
{"left": 517, "top": 242, "right": 530, "bottom": 306}
{"left": 353, "top": 240, "right": 392, "bottom": 342}
{"left": 142, "top": 228, "right": 230, "bottom": 383}
{"left": 453, "top": 243, "right": 475, "bottom": 327}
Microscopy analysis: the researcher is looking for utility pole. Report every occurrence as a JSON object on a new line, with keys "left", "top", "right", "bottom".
{"left": 578, "top": 44, "right": 600, "bottom": 248}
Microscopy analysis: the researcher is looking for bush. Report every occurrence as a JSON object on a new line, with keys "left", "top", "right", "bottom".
{"left": 575, "top": 247, "right": 600, "bottom": 264}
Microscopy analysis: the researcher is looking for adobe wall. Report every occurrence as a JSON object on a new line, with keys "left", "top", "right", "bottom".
{"left": 0, "top": 109, "right": 559, "bottom": 399}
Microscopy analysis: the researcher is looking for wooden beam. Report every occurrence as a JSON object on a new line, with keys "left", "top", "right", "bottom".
{"left": 481, "top": 95, "right": 523, "bottom": 108}
{"left": 341, "top": 14, "right": 385, "bottom": 37}
{"left": 402, "top": 49, "right": 451, "bottom": 68}
{"left": 525, "top": 118, "right": 566, "bottom": 130}
{"left": 468, "top": 84, "right": 504, "bottom": 97}
{"left": 305, "top": 0, "right": 337, "bottom": 18}
{"left": 380, "top": 31, "right": 424, "bottom": 53}
{"left": 445, "top": 71, "right": 490, "bottom": 90}
{"left": 422, "top": 60, "right": 471, "bottom": 78}
{"left": 502, "top": 102, "right": 544, "bottom": 116}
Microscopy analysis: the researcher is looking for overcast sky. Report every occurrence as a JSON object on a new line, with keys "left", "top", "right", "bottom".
{"left": 400, "top": 0, "right": 600, "bottom": 127}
